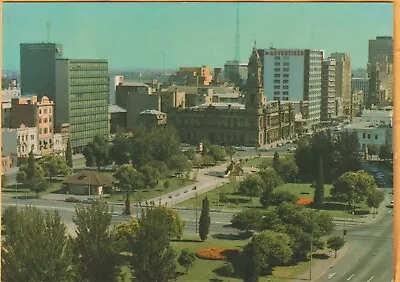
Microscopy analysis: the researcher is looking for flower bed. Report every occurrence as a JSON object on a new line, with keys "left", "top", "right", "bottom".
{"left": 196, "top": 247, "right": 240, "bottom": 261}
{"left": 296, "top": 197, "right": 313, "bottom": 206}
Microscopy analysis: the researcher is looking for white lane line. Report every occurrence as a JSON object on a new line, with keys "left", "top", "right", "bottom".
{"left": 328, "top": 273, "right": 336, "bottom": 279}
{"left": 346, "top": 273, "right": 355, "bottom": 281}
{"left": 367, "top": 276, "right": 374, "bottom": 282}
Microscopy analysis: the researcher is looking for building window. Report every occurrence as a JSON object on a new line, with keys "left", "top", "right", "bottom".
{"left": 39, "top": 118, "right": 42, "bottom": 123}
{"left": 283, "top": 85, "right": 289, "bottom": 90}
{"left": 283, "top": 68, "right": 289, "bottom": 72}
{"left": 274, "top": 91, "right": 280, "bottom": 95}
{"left": 375, "top": 134, "right": 378, "bottom": 139}
{"left": 283, "top": 74, "right": 289, "bottom": 78}
{"left": 367, "top": 134, "right": 371, "bottom": 139}
{"left": 31, "top": 135, "right": 34, "bottom": 140}
{"left": 274, "top": 56, "right": 280, "bottom": 60}
{"left": 274, "top": 79, "right": 280, "bottom": 83}
{"left": 283, "top": 91, "right": 289, "bottom": 96}
{"left": 283, "top": 62, "right": 290, "bottom": 66}
{"left": 274, "top": 85, "right": 280, "bottom": 89}
{"left": 274, "top": 74, "right": 280, "bottom": 78}
{"left": 274, "top": 62, "right": 280, "bottom": 66}
{"left": 44, "top": 109, "right": 47, "bottom": 114}
{"left": 362, "top": 133, "right": 366, "bottom": 139}
{"left": 283, "top": 80, "right": 289, "bottom": 83}
{"left": 274, "top": 68, "right": 280, "bottom": 72}
{"left": 44, "top": 118, "right": 48, "bottom": 123}
{"left": 39, "top": 110, "right": 42, "bottom": 114}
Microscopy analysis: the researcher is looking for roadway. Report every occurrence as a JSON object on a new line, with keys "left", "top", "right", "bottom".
{"left": 316, "top": 205, "right": 393, "bottom": 282}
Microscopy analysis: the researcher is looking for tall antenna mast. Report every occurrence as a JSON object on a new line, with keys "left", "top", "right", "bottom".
{"left": 234, "top": 3, "right": 240, "bottom": 62}
{"left": 46, "top": 22, "right": 51, "bottom": 42}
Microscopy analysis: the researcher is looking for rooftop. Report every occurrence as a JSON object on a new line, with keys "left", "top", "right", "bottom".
{"left": 108, "top": 104, "right": 127, "bottom": 113}
{"left": 345, "top": 121, "right": 391, "bottom": 130}
{"left": 64, "top": 170, "right": 113, "bottom": 187}
{"left": 140, "top": 109, "right": 165, "bottom": 115}
{"left": 191, "top": 102, "right": 246, "bottom": 110}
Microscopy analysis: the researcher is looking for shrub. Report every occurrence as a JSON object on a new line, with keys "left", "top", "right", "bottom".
{"left": 196, "top": 248, "right": 240, "bottom": 261}
{"left": 296, "top": 197, "right": 313, "bottom": 206}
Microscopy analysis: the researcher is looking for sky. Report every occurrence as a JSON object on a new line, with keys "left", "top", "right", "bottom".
{"left": 2, "top": 2, "right": 393, "bottom": 71}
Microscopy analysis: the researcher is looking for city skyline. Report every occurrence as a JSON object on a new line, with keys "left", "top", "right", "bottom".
{"left": 3, "top": 2, "right": 393, "bottom": 71}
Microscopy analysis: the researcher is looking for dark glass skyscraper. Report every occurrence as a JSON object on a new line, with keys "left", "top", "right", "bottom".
{"left": 20, "top": 43, "right": 64, "bottom": 98}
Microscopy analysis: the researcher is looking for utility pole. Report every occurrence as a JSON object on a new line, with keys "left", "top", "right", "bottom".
{"left": 309, "top": 229, "right": 313, "bottom": 280}
{"left": 195, "top": 189, "right": 198, "bottom": 233}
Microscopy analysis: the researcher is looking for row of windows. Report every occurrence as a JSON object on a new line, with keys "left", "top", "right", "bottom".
{"left": 39, "top": 127, "right": 52, "bottom": 134}
{"left": 39, "top": 117, "right": 52, "bottom": 123}
{"left": 70, "top": 77, "right": 108, "bottom": 85}
{"left": 70, "top": 99, "right": 108, "bottom": 109}
{"left": 70, "top": 93, "right": 108, "bottom": 103}
{"left": 71, "top": 114, "right": 108, "bottom": 125}
{"left": 70, "top": 121, "right": 108, "bottom": 133}
{"left": 69, "top": 106, "right": 108, "bottom": 117}
{"left": 39, "top": 108, "right": 52, "bottom": 115}
{"left": 273, "top": 97, "right": 290, "bottom": 101}
{"left": 18, "top": 134, "right": 35, "bottom": 142}
{"left": 273, "top": 91, "right": 289, "bottom": 96}
{"left": 274, "top": 74, "right": 290, "bottom": 78}
{"left": 362, "top": 133, "right": 379, "bottom": 140}
{"left": 70, "top": 62, "right": 107, "bottom": 69}
{"left": 69, "top": 70, "right": 108, "bottom": 77}
{"left": 70, "top": 85, "right": 109, "bottom": 93}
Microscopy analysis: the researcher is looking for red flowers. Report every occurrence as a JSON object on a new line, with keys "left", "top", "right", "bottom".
{"left": 196, "top": 247, "right": 240, "bottom": 260}
{"left": 296, "top": 198, "right": 313, "bottom": 206}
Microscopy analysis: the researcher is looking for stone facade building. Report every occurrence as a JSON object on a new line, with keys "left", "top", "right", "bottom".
{"left": 168, "top": 47, "right": 295, "bottom": 147}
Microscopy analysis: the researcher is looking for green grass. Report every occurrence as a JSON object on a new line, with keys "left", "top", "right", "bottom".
{"left": 176, "top": 180, "right": 370, "bottom": 218}
{"left": 171, "top": 235, "right": 330, "bottom": 282}
{"left": 3, "top": 180, "right": 64, "bottom": 198}
{"left": 106, "top": 177, "right": 196, "bottom": 204}
{"left": 242, "top": 156, "right": 273, "bottom": 168}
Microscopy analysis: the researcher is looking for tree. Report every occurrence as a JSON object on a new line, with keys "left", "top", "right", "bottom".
{"left": 38, "top": 155, "right": 71, "bottom": 180}
{"left": 199, "top": 197, "right": 211, "bottom": 241}
{"left": 17, "top": 164, "right": 51, "bottom": 198}
{"left": 243, "top": 231, "right": 293, "bottom": 278}
{"left": 2, "top": 206, "right": 73, "bottom": 282}
{"left": 379, "top": 144, "right": 392, "bottom": 160}
{"left": 178, "top": 249, "right": 196, "bottom": 274}
{"left": 131, "top": 206, "right": 177, "bottom": 282}
{"left": 113, "top": 219, "right": 140, "bottom": 254}
{"left": 225, "top": 146, "right": 236, "bottom": 161}
{"left": 150, "top": 126, "right": 181, "bottom": 163}
{"left": 313, "top": 156, "right": 324, "bottom": 209}
{"left": 367, "top": 188, "right": 385, "bottom": 215}
{"left": 183, "top": 148, "right": 196, "bottom": 161}
{"left": 168, "top": 154, "right": 191, "bottom": 175}
{"left": 72, "top": 202, "right": 120, "bottom": 282}
{"left": 269, "top": 191, "right": 298, "bottom": 206}
{"left": 163, "top": 206, "right": 185, "bottom": 240}
{"left": 113, "top": 164, "right": 145, "bottom": 194}
{"left": 84, "top": 135, "right": 110, "bottom": 170}
{"left": 273, "top": 152, "right": 280, "bottom": 172}
{"left": 334, "top": 131, "right": 361, "bottom": 176}
{"left": 207, "top": 145, "right": 226, "bottom": 161}
{"left": 2, "top": 173, "right": 8, "bottom": 188}
{"left": 26, "top": 149, "right": 36, "bottom": 181}
{"left": 367, "top": 144, "right": 379, "bottom": 157}
{"left": 277, "top": 156, "right": 299, "bottom": 183}
{"left": 138, "top": 165, "right": 160, "bottom": 188}
{"left": 231, "top": 209, "right": 264, "bottom": 232}
{"left": 83, "top": 146, "right": 95, "bottom": 167}
{"left": 327, "top": 236, "right": 345, "bottom": 258}
{"left": 109, "top": 133, "right": 131, "bottom": 165}
{"left": 238, "top": 174, "right": 264, "bottom": 201}
{"left": 258, "top": 167, "right": 281, "bottom": 207}
{"left": 65, "top": 139, "right": 73, "bottom": 168}
{"left": 331, "top": 171, "right": 376, "bottom": 214}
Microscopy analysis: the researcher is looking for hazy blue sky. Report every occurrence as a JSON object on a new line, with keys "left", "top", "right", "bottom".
{"left": 3, "top": 2, "right": 393, "bottom": 71}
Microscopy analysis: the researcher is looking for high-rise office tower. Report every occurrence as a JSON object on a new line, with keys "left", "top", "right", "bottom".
{"left": 321, "top": 58, "right": 336, "bottom": 121}
{"left": 263, "top": 48, "right": 323, "bottom": 126}
{"left": 20, "top": 43, "right": 64, "bottom": 99}
{"left": 330, "top": 53, "right": 351, "bottom": 116}
{"left": 367, "top": 36, "right": 393, "bottom": 107}
{"left": 56, "top": 59, "right": 109, "bottom": 153}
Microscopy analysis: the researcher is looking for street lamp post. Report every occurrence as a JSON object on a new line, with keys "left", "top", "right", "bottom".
{"left": 195, "top": 190, "right": 198, "bottom": 233}
{"left": 309, "top": 229, "right": 313, "bottom": 280}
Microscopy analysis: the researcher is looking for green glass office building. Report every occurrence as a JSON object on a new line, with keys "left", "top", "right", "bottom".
{"left": 56, "top": 59, "right": 109, "bottom": 153}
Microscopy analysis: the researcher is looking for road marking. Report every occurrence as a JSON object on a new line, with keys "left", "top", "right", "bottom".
{"left": 367, "top": 276, "right": 374, "bottom": 282}
{"left": 328, "top": 273, "right": 336, "bottom": 279}
{"left": 346, "top": 273, "right": 355, "bottom": 281}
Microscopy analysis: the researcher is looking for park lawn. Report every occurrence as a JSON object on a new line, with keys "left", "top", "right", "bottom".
{"left": 106, "top": 177, "right": 196, "bottom": 204}
{"left": 175, "top": 182, "right": 263, "bottom": 211}
{"left": 177, "top": 181, "right": 370, "bottom": 218}
{"left": 242, "top": 156, "right": 272, "bottom": 168}
{"left": 3, "top": 180, "right": 64, "bottom": 198}
{"left": 172, "top": 236, "right": 331, "bottom": 282}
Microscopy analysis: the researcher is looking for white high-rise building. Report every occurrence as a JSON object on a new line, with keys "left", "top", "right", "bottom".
{"left": 263, "top": 48, "right": 323, "bottom": 126}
